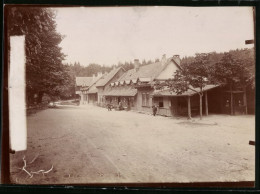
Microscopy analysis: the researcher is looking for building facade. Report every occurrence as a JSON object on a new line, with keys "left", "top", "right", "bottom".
{"left": 102, "top": 55, "right": 188, "bottom": 115}
{"left": 75, "top": 73, "right": 103, "bottom": 104}
{"left": 76, "top": 54, "right": 252, "bottom": 118}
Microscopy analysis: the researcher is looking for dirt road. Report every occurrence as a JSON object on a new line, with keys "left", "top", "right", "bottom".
{"left": 10, "top": 105, "right": 255, "bottom": 184}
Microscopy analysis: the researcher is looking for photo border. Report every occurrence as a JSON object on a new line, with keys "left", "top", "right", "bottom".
{"left": 1, "top": 0, "right": 259, "bottom": 193}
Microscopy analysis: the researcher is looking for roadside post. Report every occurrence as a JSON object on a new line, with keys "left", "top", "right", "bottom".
{"left": 1, "top": 35, "right": 27, "bottom": 183}
{"left": 245, "top": 7, "right": 255, "bottom": 146}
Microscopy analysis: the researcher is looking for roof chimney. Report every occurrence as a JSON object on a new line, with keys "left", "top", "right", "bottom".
{"left": 173, "top": 55, "right": 180, "bottom": 65}
{"left": 161, "top": 54, "right": 166, "bottom": 66}
{"left": 134, "top": 59, "right": 140, "bottom": 71}
{"left": 97, "top": 72, "right": 102, "bottom": 78}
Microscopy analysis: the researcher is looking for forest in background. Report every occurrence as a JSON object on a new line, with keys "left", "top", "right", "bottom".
{"left": 66, "top": 48, "right": 254, "bottom": 85}
{"left": 6, "top": 6, "right": 254, "bottom": 104}
{"left": 64, "top": 58, "right": 160, "bottom": 77}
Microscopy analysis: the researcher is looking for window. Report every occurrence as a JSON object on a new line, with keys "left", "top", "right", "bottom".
{"left": 146, "top": 93, "right": 150, "bottom": 107}
{"left": 142, "top": 93, "right": 150, "bottom": 107}
{"left": 158, "top": 97, "right": 164, "bottom": 108}
{"left": 142, "top": 93, "right": 145, "bottom": 106}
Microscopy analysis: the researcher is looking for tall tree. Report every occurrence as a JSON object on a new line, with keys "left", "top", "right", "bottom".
{"left": 155, "top": 53, "right": 212, "bottom": 120}
{"left": 212, "top": 50, "right": 255, "bottom": 114}
{"left": 7, "top": 6, "right": 70, "bottom": 104}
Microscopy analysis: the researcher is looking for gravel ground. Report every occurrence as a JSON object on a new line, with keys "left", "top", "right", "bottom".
{"left": 10, "top": 104, "right": 255, "bottom": 184}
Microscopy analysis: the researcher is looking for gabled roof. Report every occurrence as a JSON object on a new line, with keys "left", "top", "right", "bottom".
{"left": 87, "top": 86, "right": 98, "bottom": 94}
{"left": 96, "top": 67, "right": 124, "bottom": 87}
{"left": 116, "top": 57, "right": 180, "bottom": 83}
{"left": 85, "top": 76, "right": 104, "bottom": 94}
{"left": 117, "top": 62, "right": 164, "bottom": 82}
{"left": 75, "top": 77, "right": 93, "bottom": 87}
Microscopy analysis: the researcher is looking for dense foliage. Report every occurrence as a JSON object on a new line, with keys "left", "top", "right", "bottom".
{"left": 181, "top": 48, "right": 255, "bottom": 89}
{"left": 155, "top": 48, "right": 255, "bottom": 119}
{"left": 7, "top": 7, "right": 72, "bottom": 103}
{"left": 155, "top": 53, "right": 213, "bottom": 119}
{"left": 65, "top": 59, "right": 156, "bottom": 77}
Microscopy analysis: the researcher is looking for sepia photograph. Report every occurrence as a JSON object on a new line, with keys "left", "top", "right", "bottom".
{"left": 3, "top": 5, "right": 255, "bottom": 186}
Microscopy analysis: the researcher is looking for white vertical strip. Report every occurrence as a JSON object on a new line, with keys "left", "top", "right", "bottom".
{"left": 9, "top": 35, "right": 27, "bottom": 151}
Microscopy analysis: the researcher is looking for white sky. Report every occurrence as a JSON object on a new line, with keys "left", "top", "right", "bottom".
{"left": 54, "top": 6, "right": 254, "bottom": 67}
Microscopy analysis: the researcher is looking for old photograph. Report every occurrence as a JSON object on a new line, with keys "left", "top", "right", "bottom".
{"left": 4, "top": 6, "right": 255, "bottom": 185}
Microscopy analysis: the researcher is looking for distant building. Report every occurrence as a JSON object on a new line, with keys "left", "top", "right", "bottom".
{"left": 95, "top": 67, "right": 126, "bottom": 106}
{"left": 102, "top": 54, "right": 194, "bottom": 115}
{"left": 78, "top": 54, "right": 251, "bottom": 117}
{"left": 101, "top": 55, "right": 224, "bottom": 117}
{"left": 75, "top": 73, "right": 102, "bottom": 104}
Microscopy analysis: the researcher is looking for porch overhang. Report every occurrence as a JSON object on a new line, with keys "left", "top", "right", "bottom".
{"left": 152, "top": 85, "right": 220, "bottom": 97}
{"left": 134, "top": 84, "right": 152, "bottom": 88}
{"left": 86, "top": 91, "right": 97, "bottom": 94}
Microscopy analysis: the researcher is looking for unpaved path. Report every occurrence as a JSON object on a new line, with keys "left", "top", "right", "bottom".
{"left": 10, "top": 105, "right": 255, "bottom": 184}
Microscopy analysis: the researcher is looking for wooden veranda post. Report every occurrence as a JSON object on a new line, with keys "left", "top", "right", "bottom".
{"left": 187, "top": 96, "right": 191, "bottom": 119}
{"left": 205, "top": 91, "right": 208, "bottom": 116}
{"left": 199, "top": 93, "right": 203, "bottom": 120}
{"left": 230, "top": 85, "right": 234, "bottom": 115}
{"left": 243, "top": 87, "right": 248, "bottom": 115}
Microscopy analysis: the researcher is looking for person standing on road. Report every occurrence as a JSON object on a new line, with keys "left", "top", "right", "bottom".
{"left": 107, "top": 103, "right": 112, "bottom": 111}
{"left": 118, "top": 101, "right": 123, "bottom": 110}
{"left": 152, "top": 104, "right": 157, "bottom": 116}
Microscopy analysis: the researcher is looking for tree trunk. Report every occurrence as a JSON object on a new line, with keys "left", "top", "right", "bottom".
{"left": 205, "top": 91, "right": 208, "bottom": 116}
{"left": 199, "top": 94, "right": 203, "bottom": 120}
{"left": 243, "top": 86, "right": 248, "bottom": 115}
{"left": 230, "top": 85, "right": 233, "bottom": 115}
{"left": 37, "top": 91, "right": 44, "bottom": 104}
{"left": 27, "top": 91, "right": 34, "bottom": 106}
{"left": 187, "top": 96, "right": 191, "bottom": 120}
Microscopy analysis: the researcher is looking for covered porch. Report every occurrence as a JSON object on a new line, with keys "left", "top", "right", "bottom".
{"left": 102, "top": 85, "right": 137, "bottom": 110}
{"left": 153, "top": 85, "right": 220, "bottom": 118}
{"left": 222, "top": 90, "right": 247, "bottom": 115}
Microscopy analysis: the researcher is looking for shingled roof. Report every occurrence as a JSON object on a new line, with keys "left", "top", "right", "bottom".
{"left": 116, "top": 57, "right": 180, "bottom": 83}
{"left": 103, "top": 85, "right": 137, "bottom": 97}
{"left": 84, "top": 75, "right": 104, "bottom": 94}
{"left": 96, "top": 67, "right": 124, "bottom": 87}
{"left": 75, "top": 77, "right": 93, "bottom": 87}
{"left": 87, "top": 85, "right": 98, "bottom": 94}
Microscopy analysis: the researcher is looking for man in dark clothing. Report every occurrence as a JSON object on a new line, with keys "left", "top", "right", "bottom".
{"left": 152, "top": 104, "right": 157, "bottom": 116}
{"left": 118, "top": 101, "right": 123, "bottom": 110}
{"left": 107, "top": 103, "right": 112, "bottom": 111}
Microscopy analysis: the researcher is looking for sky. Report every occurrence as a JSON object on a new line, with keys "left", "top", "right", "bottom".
{"left": 54, "top": 6, "right": 254, "bottom": 67}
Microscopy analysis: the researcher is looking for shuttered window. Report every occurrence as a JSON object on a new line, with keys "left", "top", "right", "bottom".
{"left": 142, "top": 93, "right": 146, "bottom": 106}
{"left": 146, "top": 93, "right": 150, "bottom": 107}
{"left": 158, "top": 97, "right": 164, "bottom": 107}
{"left": 142, "top": 93, "right": 150, "bottom": 107}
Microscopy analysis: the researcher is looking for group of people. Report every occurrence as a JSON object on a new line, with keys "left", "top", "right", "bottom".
{"left": 107, "top": 103, "right": 113, "bottom": 111}
{"left": 107, "top": 102, "right": 158, "bottom": 116}
{"left": 107, "top": 101, "right": 124, "bottom": 111}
